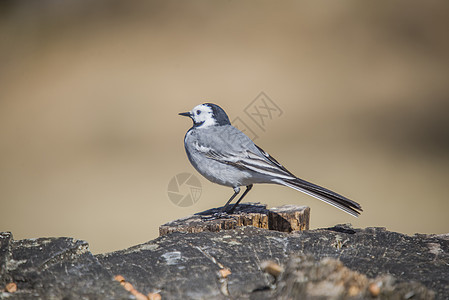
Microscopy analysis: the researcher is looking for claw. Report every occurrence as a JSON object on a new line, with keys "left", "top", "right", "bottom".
{"left": 201, "top": 212, "right": 235, "bottom": 221}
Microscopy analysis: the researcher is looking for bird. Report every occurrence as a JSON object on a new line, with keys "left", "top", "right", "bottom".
{"left": 179, "top": 103, "right": 362, "bottom": 217}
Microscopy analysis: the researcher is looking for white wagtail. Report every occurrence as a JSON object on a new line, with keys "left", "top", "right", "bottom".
{"left": 179, "top": 103, "right": 362, "bottom": 217}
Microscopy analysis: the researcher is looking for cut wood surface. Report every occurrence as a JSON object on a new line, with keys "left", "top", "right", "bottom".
{"left": 159, "top": 202, "right": 310, "bottom": 236}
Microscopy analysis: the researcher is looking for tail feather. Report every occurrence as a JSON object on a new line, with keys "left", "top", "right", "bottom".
{"left": 272, "top": 177, "right": 362, "bottom": 217}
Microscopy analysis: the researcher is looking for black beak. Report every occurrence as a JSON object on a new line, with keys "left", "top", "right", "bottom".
{"left": 179, "top": 111, "right": 191, "bottom": 117}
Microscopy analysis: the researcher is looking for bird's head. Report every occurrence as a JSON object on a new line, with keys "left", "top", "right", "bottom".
{"left": 179, "top": 103, "right": 231, "bottom": 128}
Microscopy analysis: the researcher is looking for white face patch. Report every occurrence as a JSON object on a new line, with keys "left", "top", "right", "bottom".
{"left": 190, "top": 104, "right": 217, "bottom": 128}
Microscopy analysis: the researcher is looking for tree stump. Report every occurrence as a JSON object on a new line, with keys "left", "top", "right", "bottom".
{"left": 159, "top": 202, "right": 310, "bottom": 236}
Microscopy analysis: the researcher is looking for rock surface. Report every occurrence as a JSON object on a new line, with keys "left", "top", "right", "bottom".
{"left": 0, "top": 232, "right": 130, "bottom": 299}
{"left": 268, "top": 255, "right": 435, "bottom": 299}
{"left": 1, "top": 224, "right": 448, "bottom": 299}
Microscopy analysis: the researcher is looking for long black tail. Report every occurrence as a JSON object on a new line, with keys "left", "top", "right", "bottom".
{"left": 272, "top": 177, "right": 362, "bottom": 217}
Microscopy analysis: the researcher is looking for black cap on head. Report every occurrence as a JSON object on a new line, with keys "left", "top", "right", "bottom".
{"left": 204, "top": 103, "right": 231, "bottom": 126}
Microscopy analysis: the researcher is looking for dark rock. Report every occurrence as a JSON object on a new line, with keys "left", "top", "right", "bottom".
{"left": 268, "top": 255, "right": 434, "bottom": 299}
{"left": 1, "top": 224, "right": 448, "bottom": 299}
{"left": 0, "top": 233, "right": 13, "bottom": 288}
{"left": 0, "top": 233, "right": 129, "bottom": 299}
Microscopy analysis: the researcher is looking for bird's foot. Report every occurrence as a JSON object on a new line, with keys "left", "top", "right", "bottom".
{"left": 201, "top": 211, "right": 235, "bottom": 221}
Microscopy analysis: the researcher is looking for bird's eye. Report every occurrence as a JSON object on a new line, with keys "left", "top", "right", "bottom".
{"left": 196, "top": 110, "right": 201, "bottom": 115}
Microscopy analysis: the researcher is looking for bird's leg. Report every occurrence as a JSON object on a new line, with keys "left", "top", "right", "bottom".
{"left": 228, "top": 184, "right": 253, "bottom": 214}
{"left": 220, "top": 186, "right": 240, "bottom": 213}
{"left": 201, "top": 187, "right": 240, "bottom": 220}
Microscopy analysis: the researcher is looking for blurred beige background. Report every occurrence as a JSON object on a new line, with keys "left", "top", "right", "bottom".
{"left": 1, "top": 0, "right": 448, "bottom": 254}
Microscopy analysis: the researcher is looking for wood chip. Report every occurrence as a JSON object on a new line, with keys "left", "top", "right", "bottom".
{"left": 148, "top": 292, "right": 162, "bottom": 300}
{"left": 219, "top": 268, "right": 232, "bottom": 278}
{"left": 260, "top": 260, "right": 283, "bottom": 278}
{"left": 369, "top": 282, "right": 381, "bottom": 297}
{"left": 123, "top": 282, "right": 134, "bottom": 292}
{"left": 114, "top": 275, "right": 125, "bottom": 283}
{"left": 5, "top": 282, "right": 17, "bottom": 293}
